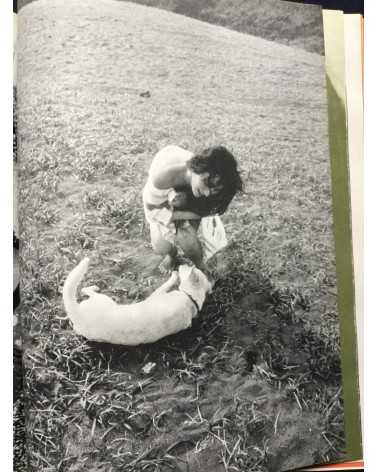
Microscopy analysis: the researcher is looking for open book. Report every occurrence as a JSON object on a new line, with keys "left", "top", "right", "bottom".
{"left": 13, "top": 1, "right": 363, "bottom": 471}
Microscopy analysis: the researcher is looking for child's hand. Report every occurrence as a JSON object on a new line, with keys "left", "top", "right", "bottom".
{"left": 168, "top": 189, "right": 188, "bottom": 209}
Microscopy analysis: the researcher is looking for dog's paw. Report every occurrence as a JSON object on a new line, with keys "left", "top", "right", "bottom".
{"left": 82, "top": 285, "right": 100, "bottom": 296}
{"left": 158, "top": 254, "right": 175, "bottom": 275}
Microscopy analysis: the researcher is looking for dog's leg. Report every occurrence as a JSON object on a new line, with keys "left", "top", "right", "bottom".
{"left": 82, "top": 285, "right": 100, "bottom": 297}
{"left": 148, "top": 271, "right": 179, "bottom": 298}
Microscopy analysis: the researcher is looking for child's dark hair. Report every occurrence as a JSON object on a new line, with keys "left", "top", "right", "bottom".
{"left": 186, "top": 146, "right": 243, "bottom": 216}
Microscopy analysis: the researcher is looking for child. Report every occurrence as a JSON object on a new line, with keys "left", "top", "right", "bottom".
{"left": 142, "top": 144, "right": 243, "bottom": 270}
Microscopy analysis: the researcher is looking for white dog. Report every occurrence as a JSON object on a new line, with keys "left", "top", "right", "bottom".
{"left": 61, "top": 258, "right": 212, "bottom": 345}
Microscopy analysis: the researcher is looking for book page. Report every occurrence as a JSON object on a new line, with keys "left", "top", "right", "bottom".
{"left": 16, "top": 1, "right": 354, "bottom": 470}
{"left": 343, "top": 13, "right": 364, "bottom": 435}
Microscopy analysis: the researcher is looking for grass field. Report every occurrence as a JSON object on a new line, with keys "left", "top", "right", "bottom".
{"left": 17, "top": 0, "right": 324, "bottom": 54}
{"left": 122, "top": 0, "right": 324, "bottom": 54}
{"left": 17, "top": 0, "right": 345, "bottom": 470}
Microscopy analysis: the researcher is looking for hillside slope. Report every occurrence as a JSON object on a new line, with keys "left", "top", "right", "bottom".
{"left": 18, "top": 0, "right": 324, "bottom": 53}
{"left": 120, "top": 0, "right": 324, "bottom": 54}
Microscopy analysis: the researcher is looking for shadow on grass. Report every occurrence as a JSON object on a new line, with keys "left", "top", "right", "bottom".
{"left": 22, "top": 239, "right": 345, "bottom": 471}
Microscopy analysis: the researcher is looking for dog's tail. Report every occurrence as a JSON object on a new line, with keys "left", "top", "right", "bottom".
{"left": 62, "top": 257, "right": 90, "bottom": 321}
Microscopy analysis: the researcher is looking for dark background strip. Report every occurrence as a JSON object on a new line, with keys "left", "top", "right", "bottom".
{"left": 285, "top": 0, "right": 363, "bottom": 14}
{"left": 14, "top": 0, "right": 364, "bottom": 14}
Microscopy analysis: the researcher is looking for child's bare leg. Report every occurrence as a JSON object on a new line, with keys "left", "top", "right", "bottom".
{"left": 150, "top": 224, "right": 178, "bottom": 273}
{"left": 175, "top": 225, "right": 203, "bottom": 268}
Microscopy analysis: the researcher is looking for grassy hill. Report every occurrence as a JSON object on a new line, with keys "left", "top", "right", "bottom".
{"left": 17, "top": 0, "right": 343, "bottom": 470}
{"left": 18, "top": 0, "right": 324, "bottom": 54}
{"left": 121, "top": 0, "right": 324, "bottom": 53}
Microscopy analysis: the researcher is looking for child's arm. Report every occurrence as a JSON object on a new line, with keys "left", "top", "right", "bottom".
{"left": 171, "top": 210, "right": 201, "bottom": 221}
{"left": 167, "top": 190, "right": 201, "bottom": 221}
{"left": 151, "top": 164, "right": 187, "bottom": 189}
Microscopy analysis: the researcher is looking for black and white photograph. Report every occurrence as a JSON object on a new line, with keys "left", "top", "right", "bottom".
{"left": 16, "top": 0, "right": 347, "bottom": 470}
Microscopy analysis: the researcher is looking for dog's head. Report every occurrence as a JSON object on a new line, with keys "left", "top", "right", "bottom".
{"left": 178, "top": 264, "right": 212, "bottom": 311}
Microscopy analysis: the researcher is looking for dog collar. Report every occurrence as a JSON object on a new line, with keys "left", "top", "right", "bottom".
{"left": 181, "top": 289, "right": 200, "bottom": 312}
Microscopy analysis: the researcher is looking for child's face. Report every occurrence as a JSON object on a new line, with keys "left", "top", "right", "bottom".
{"left": 191, "top": 172, "right": 222, "bottom": 198}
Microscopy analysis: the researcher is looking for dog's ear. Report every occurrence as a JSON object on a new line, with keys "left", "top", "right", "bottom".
{"left": 208, "top": 273, "right": 216, "bottom": 292}
{"left": 179, "top": 264, "right": 194, "bottom": 281}
{"left": 188, "top": 268, "right": 200, "bottom": 284}
{"left": 207, "top": 278, "right": 214, "bottom": 293}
